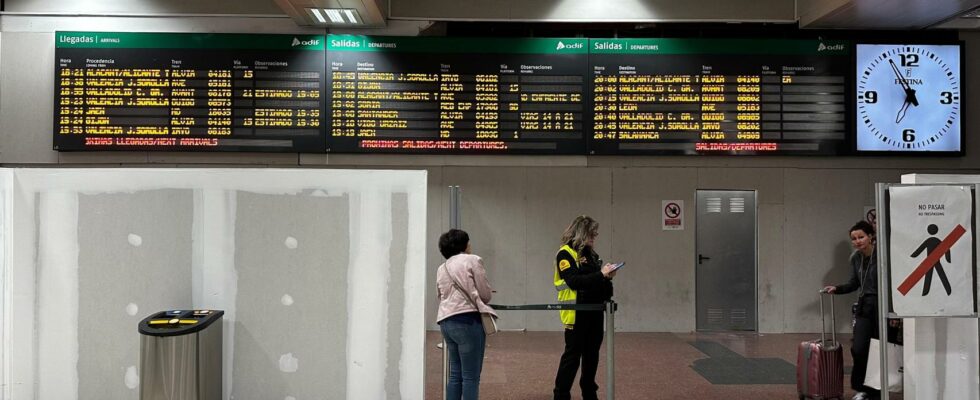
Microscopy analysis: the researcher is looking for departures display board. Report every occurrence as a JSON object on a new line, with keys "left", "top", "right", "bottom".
{"left": 589, "top": 39, "right": 849, "bottom": 155}
{"left": 325, "top": 35, "right": 588, "bottom": 154}
{"left": 54, "top": 32, "right": 326, "bottom": 152}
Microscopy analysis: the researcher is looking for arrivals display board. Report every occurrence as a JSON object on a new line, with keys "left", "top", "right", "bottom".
{"left": 325, "top": 35, "right": 589, "bottom": 154}
{"left": 588, "top": 39, "right": 849, "bottom": 155}
{"left": 54, "top": 32, "right": 326, "bottom": 152}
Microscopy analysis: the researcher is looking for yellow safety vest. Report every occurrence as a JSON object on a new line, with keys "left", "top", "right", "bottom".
{"left": 554, "top": 244, "right": 579, "bottom": 327}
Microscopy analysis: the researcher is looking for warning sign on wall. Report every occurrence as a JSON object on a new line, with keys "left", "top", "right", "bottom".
{"left": 662, "top": 200, "right": 684, "bottom": 231}
{"left": 864, "top": 206, "right": 877, "bottom": 230}
{"left": 888, "top": 185, "right": 976, "bottom": 317}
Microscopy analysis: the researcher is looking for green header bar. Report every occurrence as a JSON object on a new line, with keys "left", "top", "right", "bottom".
{"left": 327, "top": 35, "right": 589, "bottom": 55}
{"left": 56, "top": 33, "right": 849, "bottom": 56}
{"left": 55, "top": 32, "right": 325, "bottom": 51}
{"left": 589, "top": 38, "right": 849, "bottom": 55}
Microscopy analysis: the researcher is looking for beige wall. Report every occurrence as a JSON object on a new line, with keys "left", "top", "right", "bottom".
{"left": 424, "top": 166, "right": 929, "bottom": 333}
{"left": 3, "top": 15, "right": 979, "bottom": 333}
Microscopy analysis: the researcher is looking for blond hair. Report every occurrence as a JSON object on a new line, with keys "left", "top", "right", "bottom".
{"left": 560, "top": 215, "right": 599, "bottom": 254}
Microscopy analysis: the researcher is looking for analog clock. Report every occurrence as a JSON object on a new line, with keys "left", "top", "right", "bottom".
{"left": 856, "top": 44, "right": 961, "bottom": 152}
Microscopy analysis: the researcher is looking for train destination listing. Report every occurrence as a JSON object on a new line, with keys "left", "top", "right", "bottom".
{"left": 54, "top": 32, "right": 327, "bottom": 152}
{"left": 588, "top": 38, "right": 849, "bottom": 155}
{"left": 52, "top": 34, "right": 863, "bottom": 156}
{"left": 325, "top": 35, "right": 590, "bottom": 154}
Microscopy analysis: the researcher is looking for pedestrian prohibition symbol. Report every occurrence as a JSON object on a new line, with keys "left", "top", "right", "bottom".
{"left": 898, "top": 224, "right": 966, "bottom": 296}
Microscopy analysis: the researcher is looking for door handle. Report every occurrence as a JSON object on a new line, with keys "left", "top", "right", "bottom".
{"left": 698, "top": 254, "right": 711, "bottom": 264}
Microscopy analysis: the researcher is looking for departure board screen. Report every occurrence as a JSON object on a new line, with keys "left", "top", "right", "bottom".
{"left": 325, "top": 35, "right": 588, "bottom": 154}
{"left": 54, "top": 32, "right": 326, "bottom": 152}
{"left": 589, "top": 39, "right": 849, "bottom": 155}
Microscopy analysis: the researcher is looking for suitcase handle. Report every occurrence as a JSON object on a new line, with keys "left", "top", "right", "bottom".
{"left": 817, "top": 289, "right": 837, "bottom": 348}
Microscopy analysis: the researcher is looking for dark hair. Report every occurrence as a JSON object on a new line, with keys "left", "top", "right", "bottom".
{"left": 849, "top": 220, "right": 875, "bottom": 236}
{"left": 438, "top": 229, "right": 469, "bottom": 259}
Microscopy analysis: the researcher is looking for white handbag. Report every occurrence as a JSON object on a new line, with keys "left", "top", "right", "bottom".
{"left": 864, "top": 338, "right": 903, "bottom": 392}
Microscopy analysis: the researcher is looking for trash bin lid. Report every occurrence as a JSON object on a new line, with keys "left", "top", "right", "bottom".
{"left": 138, "top": 309, "right": 224, "bottom": 336}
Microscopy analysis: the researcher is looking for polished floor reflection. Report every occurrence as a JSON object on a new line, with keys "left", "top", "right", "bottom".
{"left": 426, "top": 330, "right": 904, "bottom": 400}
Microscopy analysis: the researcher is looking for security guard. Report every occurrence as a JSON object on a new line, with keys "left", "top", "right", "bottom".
{"left": 552, "top": 215, "right": 616, "bottom": 400}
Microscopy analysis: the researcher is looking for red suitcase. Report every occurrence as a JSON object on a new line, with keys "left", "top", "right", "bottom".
{"left": 797, "top": 290, "right": 844, "bottom": 400}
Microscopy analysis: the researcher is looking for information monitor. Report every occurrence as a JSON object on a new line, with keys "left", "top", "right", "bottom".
{"left": 54, "top": 32, "right": 326, "bottom": 152}
{"left": 588, "top": 38, "right": 850, "bottom": 155}
{"left": 325, "top": 35, "right": 589, "bottom": 154}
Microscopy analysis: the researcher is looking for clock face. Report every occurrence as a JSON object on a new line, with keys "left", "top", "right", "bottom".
{"left": 856, "top": 44, "right": 961, "bottom": 152}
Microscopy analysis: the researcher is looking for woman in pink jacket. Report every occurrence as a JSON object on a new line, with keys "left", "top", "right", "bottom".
{"left": 436, "top": 229, "right": 497, "bottom": 400}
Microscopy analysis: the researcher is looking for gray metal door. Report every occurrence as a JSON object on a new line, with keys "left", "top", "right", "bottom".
{"left": 696, "top": 190, "right": 757, "bottom": 331}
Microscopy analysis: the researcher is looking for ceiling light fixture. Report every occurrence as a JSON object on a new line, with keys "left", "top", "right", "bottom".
{"left": 310, "top": 8, "right": 327, "bottom": 23}
{"left": 324, "top": 9, "right": 345, "bottom": 23}
{"left": 305, "top": 8, "right": 364, "bottom": 25}
{"left": 343, "top": 9, "right": 359, "bottom": 24}
{"left": 961, "top": 7, "right": 980, "bottom": 18}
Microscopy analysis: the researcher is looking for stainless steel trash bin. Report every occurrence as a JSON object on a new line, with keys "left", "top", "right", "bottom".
{"left": 139, "top": 309, "right": 224, "bottom": 400}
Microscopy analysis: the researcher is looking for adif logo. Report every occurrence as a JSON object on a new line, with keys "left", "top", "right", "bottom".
{"left": 818, "top": 42, "right": 845, "bottom": 51}
{"left": 556, "top": 41, "right": 584, "bottom": 51}
{"left": 292, "top": 37, "right": 321, "bottom": 47}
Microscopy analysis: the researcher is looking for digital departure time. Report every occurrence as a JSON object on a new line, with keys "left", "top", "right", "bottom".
{"left": 856, "top": 43, "right": 961, "bottom": 153}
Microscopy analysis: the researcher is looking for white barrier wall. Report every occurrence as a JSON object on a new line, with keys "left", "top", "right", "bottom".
{"left": 0, "top": 168, "right": 426, "bottom": 400}
{"left": 0, "top": 169, "right": 10, "bottom": 400}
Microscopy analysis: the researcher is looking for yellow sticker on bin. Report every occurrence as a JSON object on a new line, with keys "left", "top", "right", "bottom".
{"left": 178, "top": 319, "right": 198, "bottom": 324}
{"left": 148, "top": 319, "right": 170, "bottom": 325}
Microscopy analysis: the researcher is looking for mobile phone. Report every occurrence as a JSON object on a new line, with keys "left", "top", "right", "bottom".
{"left": 611, "top": 262, "right": 625, "bottom": 271}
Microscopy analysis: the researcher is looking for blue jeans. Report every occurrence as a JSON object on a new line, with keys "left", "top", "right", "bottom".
{"left": 440, "top": 313, "right": 486, "bottom": 400}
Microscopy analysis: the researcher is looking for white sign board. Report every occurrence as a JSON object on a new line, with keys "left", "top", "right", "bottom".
{"left": 662, "top": 200, "right": 683, "bottom": 231}
{"left": 889, "top": 185, "right": 976, "bottom": 316}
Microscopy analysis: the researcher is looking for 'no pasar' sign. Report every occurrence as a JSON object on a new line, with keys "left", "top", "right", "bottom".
{"left": 888, "top": 185, "right": 976, "bottom": 317}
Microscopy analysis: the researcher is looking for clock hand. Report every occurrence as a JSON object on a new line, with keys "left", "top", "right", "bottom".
{"left": 906, "top": 88, "right": 919, "bottom": 107}
{"left": 889, "top": 59, "right": 911, "bottom": 92}
{"left": 889, "top": 58, "right": 920, "bottom": 109}
{"left": 896, "top": 99, "right": 911, "bottom": 124}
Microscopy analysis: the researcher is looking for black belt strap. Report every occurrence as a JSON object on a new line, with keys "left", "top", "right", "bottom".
{"left": 489, "top": 303, "right": 610, "bottom": 311}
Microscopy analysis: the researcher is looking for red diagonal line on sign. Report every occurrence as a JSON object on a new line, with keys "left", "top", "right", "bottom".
{"left": 898, "top": 224, "right": 966, "bottom": 296}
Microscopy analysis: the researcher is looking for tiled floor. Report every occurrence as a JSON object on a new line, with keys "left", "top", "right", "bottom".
{"left": 425, "top": 330, "right": 904, "bottom": 400}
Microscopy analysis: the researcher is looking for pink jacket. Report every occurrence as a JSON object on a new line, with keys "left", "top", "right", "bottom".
{"left": 436, "top": 253, "right": 498, "bottom": 323}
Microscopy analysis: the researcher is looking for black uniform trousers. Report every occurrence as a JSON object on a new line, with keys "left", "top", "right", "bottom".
{"left": 851, "top": 294, "right": 880, "bottom": 398}
{"left": 553, "top": 312, "right": 604, "bottom": 400}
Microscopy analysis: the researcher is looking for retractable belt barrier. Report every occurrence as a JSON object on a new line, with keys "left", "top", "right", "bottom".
{"left": 441, "top": 301, "right": 618, "bottom": 400}
{"left": 488, "top": 303, "right": 609, "bottom": 311}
